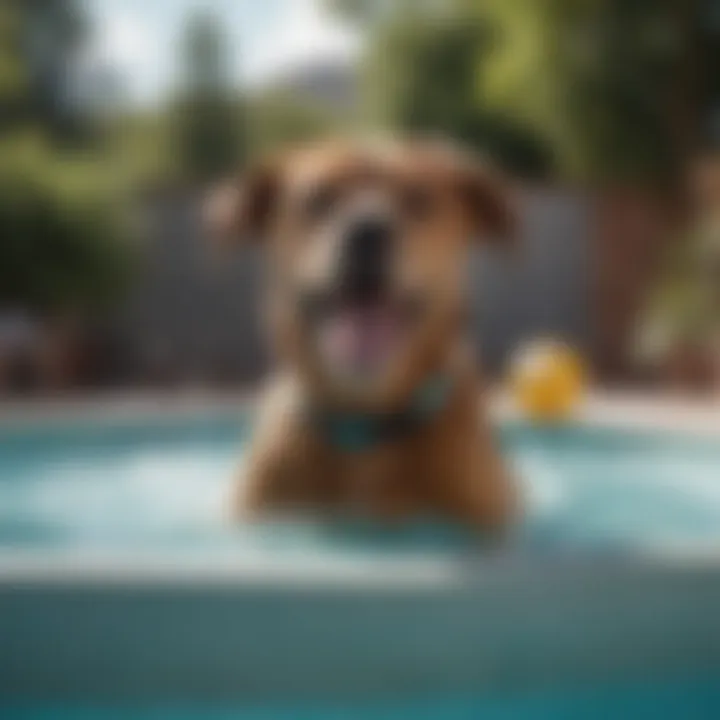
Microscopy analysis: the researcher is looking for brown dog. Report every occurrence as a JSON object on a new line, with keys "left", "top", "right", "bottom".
{"left": 207, "top": 138, "right": 517, "bottom": 529}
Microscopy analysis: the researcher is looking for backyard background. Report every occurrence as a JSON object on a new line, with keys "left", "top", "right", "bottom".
{"left": 1, "top": 0, "right": 719, "bottom": 396}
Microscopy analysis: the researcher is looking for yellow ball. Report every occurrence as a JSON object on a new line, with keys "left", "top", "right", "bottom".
{"left": 510, "top": 340, "right": 586, "bottom": 422}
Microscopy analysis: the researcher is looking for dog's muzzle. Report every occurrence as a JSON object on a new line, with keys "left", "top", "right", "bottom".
{"left": 336, "top": 215, "right": 394, "bottom": 303}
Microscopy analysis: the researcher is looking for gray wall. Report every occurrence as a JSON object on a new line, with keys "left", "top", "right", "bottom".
{"left": 472, "top": 188, "right": 593, "bottom": 370}
{"left": 116, "top": 194, "right": 267, "bottom": 384}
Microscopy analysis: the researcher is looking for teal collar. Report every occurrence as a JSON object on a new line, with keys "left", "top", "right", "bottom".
{"left": 309, "top": 376, "right": 452, "bottom": 453}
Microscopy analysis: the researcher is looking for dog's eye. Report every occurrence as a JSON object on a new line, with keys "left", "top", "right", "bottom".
{"left": 401, "top": 184, "right": 434, "bottom": 221}
{"left": 303, "top": 185, "right": 338, "bottom": 222}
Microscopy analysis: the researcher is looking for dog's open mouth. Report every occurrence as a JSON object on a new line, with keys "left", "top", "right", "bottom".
{"left": 306, "top": 293, "right": 423, "bottom": 380}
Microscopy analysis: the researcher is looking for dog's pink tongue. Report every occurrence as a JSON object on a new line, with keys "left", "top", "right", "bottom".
{"left": 320, "top": 307, "right": 398, "bottom": 374}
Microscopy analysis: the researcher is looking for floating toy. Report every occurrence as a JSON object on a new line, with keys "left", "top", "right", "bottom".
{"left": 510, "top": 340, "right": 586, "bottom": 422}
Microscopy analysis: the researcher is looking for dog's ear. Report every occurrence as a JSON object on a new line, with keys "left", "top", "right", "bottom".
{"left": 204, "top": 161, "right": 280, "bottom": 245}
{"left": 456, "top": 159, "right": 516, "bottom": 246}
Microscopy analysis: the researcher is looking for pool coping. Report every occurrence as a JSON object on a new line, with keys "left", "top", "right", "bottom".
{"left": 1, "top": 389, "right": 719, "bottom": 436}
{"left": 2, "top": 542, "right": 720, "bottom": 586}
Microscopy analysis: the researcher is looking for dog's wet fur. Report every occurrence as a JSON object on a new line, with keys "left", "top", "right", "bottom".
{"left": 206, "top": 138, "right": 517, "bottom": 529}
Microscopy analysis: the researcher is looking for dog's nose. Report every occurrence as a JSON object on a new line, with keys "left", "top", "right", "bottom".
{"left": 338, "top": 216, "right": 393, "bottom": 302}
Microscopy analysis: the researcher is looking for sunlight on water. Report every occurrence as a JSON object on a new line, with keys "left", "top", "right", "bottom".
{"left": 513, "top": 442, "right": 720, "bottom": 548}
{"left": 0, "top": 437, "right": 239, "bottom": 546}
{"left": 0, "top": 450, "right": 234, "bottom": 537}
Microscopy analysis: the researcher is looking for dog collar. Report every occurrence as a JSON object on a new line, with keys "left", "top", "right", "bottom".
{"left": 309, "top": 376, "right": 452, "bottom": 453}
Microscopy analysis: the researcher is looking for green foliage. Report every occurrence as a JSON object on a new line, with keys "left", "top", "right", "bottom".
{"left": 349, "top": 0, "right": 699, "bottom": 183}
{"left": 364, "top": 8, "right": 554, "bottom": 177}
{"left": 112, "top": 90, "right": 341, "bottom": 184}
{"left": 0, "top": 0, "right": 88, "bottom": 139}
{"left": 172, "top": 10, "right": 244, "bottom": 183}
{"left": 0, "top": 3, "right": 31, "bottom": 129}
{"left": 479, "top": 0, "right": 691, "bottom": 183}
{"left": 0, "top": 134, "right": 135, "bottom": 315}
{"left": 247, "top": 92, "right": 344, "bottom": 158}
{"left": 367, "top": 13, "right": 485, "bottom": 135}
{"left": 0, "top": 2, "right": 136, "bottom": 317}
{"left": 108, "top": 111, "right": 179, "bottom": 191}
{"left": 638, "top": 216, "right": 720, "bottom": 360}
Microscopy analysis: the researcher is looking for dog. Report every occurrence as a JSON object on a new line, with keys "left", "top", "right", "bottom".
{"left": 206, "top": 138, "right": 517, "bottom": 530}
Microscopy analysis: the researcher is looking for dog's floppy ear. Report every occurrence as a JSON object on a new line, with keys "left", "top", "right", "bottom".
{"left": 456, "top": 158, "right": 516, "bottom": 245}
{"left": 204, "top": 161, "right": 280, "bottom": 245}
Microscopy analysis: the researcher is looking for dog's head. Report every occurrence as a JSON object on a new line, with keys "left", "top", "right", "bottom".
{"left": 207, "top": 138, "right": 514, "bottom": 410}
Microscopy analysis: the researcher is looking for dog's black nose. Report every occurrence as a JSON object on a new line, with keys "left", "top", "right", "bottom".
{"left": 338, "top": 216, "right": 393, "bottom": 302}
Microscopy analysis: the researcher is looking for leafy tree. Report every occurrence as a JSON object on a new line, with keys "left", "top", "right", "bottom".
{"left": 337, "top": 0, "right": 707, "bottom": 184}
{"left": 636, "top": 153, "right": 720, "bottom": 366}
{"left": 478, "top": 0, "right": 701, "bottom": 184}
{"left": 363, "top": 7, "right": 554, "bottom": 177}
{"left": 0, "top": 4, "right": 28, "bottom": 128}
{"left": 0, "top": 0, "right": 88, "bottom": 140}
{"left": 109, "top": 109, "right": 179, "bottom": 191}
{"left": 172, "top": 10, "right": 244, "bottom": 183}
{"left": 0, "top": 133, "right": 135, "bottom": 315}
{"left": 247, "top": 92, "right": 341, "bottom": 158}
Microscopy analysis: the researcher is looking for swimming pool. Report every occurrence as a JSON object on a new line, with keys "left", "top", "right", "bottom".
{"left": 2, "top": 408, "right": 720, "bottom": 717}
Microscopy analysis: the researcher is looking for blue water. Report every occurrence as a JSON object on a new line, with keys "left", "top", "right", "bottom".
{"left": 5, "top": 676, "right": 720, "bottom": 719}
{"left": 2, "top": 414, "right": 720, "bottom": 551}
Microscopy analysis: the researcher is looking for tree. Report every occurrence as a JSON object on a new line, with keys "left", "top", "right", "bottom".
{"left": 247, "top": 91, "right": 341, "bottom": 159}
{"left": 0, "top": 2, "right": 136, "bottom": 316}
{"left": 0, "top": 0, "right": 88, "bottom": 140}
{"left": 362, "top": 6, "right": 554, "bottom": 177}
{"left": 635, "top": 153, "right": 720, "bottom": 375}
{"left": 337, "top": 0, "right": 707, "bottom": 184}
{"left": 173, "top": 10, "right": 244, "bottom": 183}
{"left": 478, "top": 0, "right": 702, "bottom": 185}
{"left": 0, "top": 133, "right": 134, "bottom": 315}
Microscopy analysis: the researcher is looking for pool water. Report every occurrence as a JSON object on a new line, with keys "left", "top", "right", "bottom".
{"left": 5, "top": 676, "right": 720, "bottom": 719}
{"left": 1, "top": 414, "right": 720, "bottom": 552}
